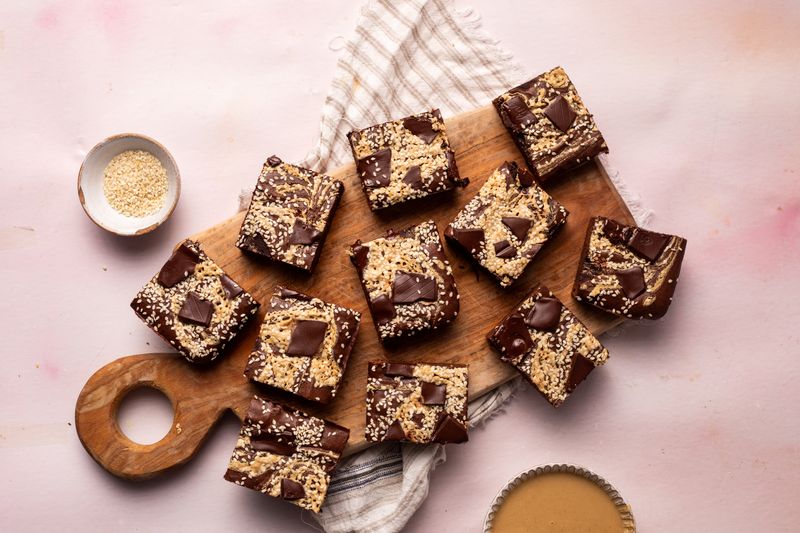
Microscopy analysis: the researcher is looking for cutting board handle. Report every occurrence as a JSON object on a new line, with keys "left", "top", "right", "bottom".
{"left": 75, "top": 353, "right": 236, "bottom": 480}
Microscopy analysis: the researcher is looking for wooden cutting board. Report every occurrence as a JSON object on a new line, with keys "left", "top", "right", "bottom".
{"left": 75, "top": 104, "right": 634, "bottom": 480}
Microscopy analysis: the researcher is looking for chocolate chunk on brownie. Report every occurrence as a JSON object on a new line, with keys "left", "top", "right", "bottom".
{"left": 493, "top": 66, "right": 608, "bottom": 183}
{"left": 236, "top": 155, "right": 343, "bottom": 272}
{"left": 244, "top": 287, "right": 360, "bottom": 404}
{"left": 445, "top": 161, "right": 568, "bottom": 287}
{"left": 365, "top": 361, "right": 468, "bottom": 444}
{"left": 224, "top": 397, "right": 349, "bottom": 513}
{"left": 573, "top": 217, "right": 687, "bottom": 319}
{"left": 349, "top": 220, "right": 459, "bottom": 342}
{"left": 347, "top": 109, "right": 466, "bottom": 210}
{"left": 131, "top": 240, "right": 259, "bottom": 363}
{"left": 488, "top": 285, "right": 608, "bottom": 407}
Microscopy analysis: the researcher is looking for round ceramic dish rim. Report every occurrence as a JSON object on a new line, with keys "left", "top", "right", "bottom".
{"left": 77, "top": 132, "right": 181, "bottom": 237}
{"left": 483, "top": 462, "right": 636, "bottom": 533}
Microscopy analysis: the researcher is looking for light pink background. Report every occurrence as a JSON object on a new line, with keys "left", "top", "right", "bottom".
{"left": 1, "top": 1, "right": 799, "bottom": 531}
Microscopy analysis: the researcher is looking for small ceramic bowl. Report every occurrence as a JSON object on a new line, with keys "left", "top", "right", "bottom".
{"left": 484, "top": 463, "right": 636, "bottom": 532}
{"left": 78, "top": 133, "right": 180, "bottom": 236}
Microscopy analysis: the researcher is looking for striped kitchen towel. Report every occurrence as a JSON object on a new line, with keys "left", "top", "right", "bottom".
{"left": 299, "top": 1, "right": 525, "bottom": 532}
{"left": 300, "top": 0, "right": 522, "bottom": 171}
{"left": 239, "top": 0, "right": 651, "bottom": 531}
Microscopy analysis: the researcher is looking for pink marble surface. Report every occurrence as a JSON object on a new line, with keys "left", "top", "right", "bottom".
{"left": 1, "top": 1, "right": 799, "bottom": 531}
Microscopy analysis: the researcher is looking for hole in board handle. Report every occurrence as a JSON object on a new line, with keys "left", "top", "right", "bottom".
{"left": 117, "top": 386, "right": 175, "bottom": 445}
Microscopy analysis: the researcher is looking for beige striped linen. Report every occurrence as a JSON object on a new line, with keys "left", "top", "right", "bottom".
{"left": 299, "top": 1, "right": 525, "bottom": 531}
{"left": 239, "top": 1, "right": 650, "bottom": 531}
{"left": 300, "top": 0, "right": 522, "bottom": 171}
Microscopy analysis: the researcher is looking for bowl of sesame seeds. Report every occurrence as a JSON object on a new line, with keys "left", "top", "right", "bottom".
{"left": 78, "top": 133, "right": 180, "bottom": 236}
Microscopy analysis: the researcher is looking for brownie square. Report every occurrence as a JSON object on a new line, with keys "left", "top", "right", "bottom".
{"left": 488, "top": 285, "right": 608, "bottom": 407}
{"left": 349, "top": 220, "right": 459, "bottom": 342}
{"left": 573, "top": 217, "right": 687, "bottom": 319}
{"left": 365, "top": 361, "right": 469, "bottom": 444}
{"left": 236, "top": 155, "right": 343, "bottom": 272}
{"left": 493, "top": 66, "right": 608, "bottom": 183}
{"left": 131, "top": 240, "right": 259, "bottom": 363}
{"left": 347, "top": 109, "right": 467, "bottom": 210}
{"left": 244, "top": 287, "right": 361, "bottom": 404}
{"left": 444, "top": 161, "right": 568, "bottom": 287}
{"left": 224, "top": 396, "right": 349, "bottom": 513}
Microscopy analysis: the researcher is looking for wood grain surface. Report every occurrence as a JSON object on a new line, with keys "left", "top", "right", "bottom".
{"left": 75, "top": 104, "right": 634, "bottom": 480}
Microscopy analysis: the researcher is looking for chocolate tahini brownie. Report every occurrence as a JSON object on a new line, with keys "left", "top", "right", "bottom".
{"left": 236, "top": 155, "right": 343, "bottom": 272}
{"left": 365, "top": 360, "right": 469, "bottom": 444}
{"left": 349, "top": 220, "right": 459, "bottom": 342}
{"left": 131, "top": 240, "right": 259, "bottom": 363}
{"left": 573, "top": 217, "right": 687, "bottom": 319}
{"left": 488, "top": 285, "right": 608, "bottom": 407}
{"left": 347, "top": 109, "right": 467, "bottom": 210}
{"left": 493, "top": 66, "right": 608, "bottom": 182}
{"left": 224, "top": 397, "right": 349, "bottom": 513}
{"left": 244, "top": 287, "right": 360, "bottom": 404}
{"left": 445, "top": 161, "right": 568, "bottom": 287}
